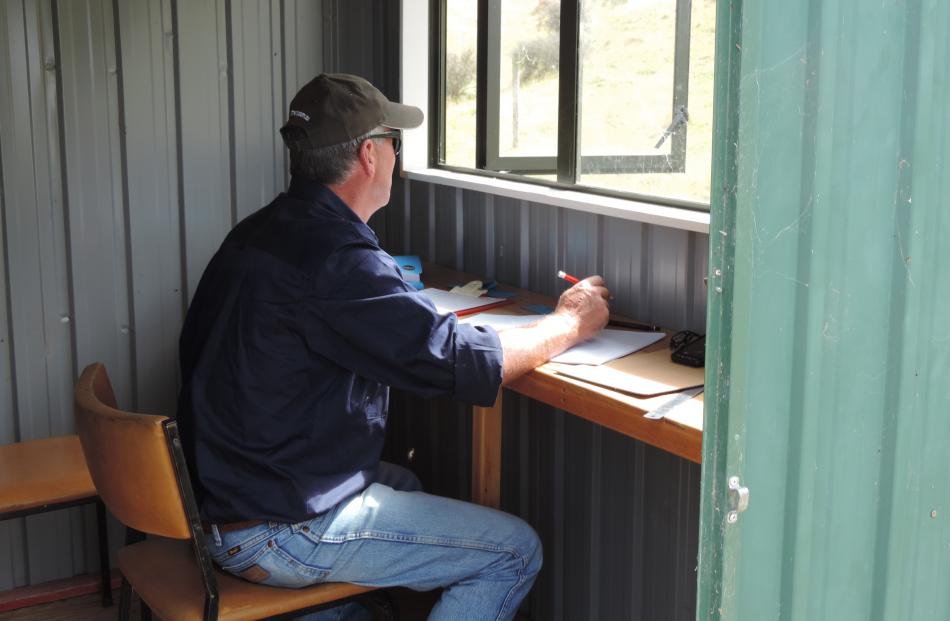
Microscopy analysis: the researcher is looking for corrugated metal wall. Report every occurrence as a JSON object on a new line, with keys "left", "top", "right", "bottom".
{"left": 381, "top": 186, "right": 708, "bottom": 620}
{"left": 1, "top": 2, "right": 710, "bottom": 618}
{"left": 0, "top": 0, "right": 325, "bottom": 588}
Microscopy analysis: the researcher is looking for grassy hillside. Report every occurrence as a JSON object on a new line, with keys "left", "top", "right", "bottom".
{"left": 444, "top": 0, "right": 716, "bottom": 204}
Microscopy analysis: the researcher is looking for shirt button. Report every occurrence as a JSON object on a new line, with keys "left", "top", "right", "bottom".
{"left": 302, "top": 526, "right": 310, "bottom": 533}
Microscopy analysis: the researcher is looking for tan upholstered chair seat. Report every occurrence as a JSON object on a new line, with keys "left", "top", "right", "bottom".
{"left": 117, "top": 538, "right": 374, "bottom": 621}
{"left": 0, "top": 435, "right": 96, "bottom": 514}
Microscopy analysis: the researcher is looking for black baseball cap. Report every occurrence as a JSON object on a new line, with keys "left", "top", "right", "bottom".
{"left": 280, "top": 73, "right": 423, "bottom": 149}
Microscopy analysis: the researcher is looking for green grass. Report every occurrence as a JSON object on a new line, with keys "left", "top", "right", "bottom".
{"left": 444, "top": 0, "right": 717, "bottom": 204}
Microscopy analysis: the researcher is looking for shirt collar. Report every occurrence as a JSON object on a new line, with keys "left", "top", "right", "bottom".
{"left": 286, "top": 176, "right": 379, "bottom": 244}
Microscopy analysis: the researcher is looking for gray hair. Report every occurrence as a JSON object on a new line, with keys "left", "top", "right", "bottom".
{"left": 286, "top": 126, "right": 387, "bottom": 184}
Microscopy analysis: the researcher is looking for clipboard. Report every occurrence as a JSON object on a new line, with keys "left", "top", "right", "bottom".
{"left": 551, "top": 343, "right": 704, "bottom": 398}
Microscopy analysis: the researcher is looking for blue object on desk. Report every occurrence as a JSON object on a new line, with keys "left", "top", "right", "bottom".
{"left": 391, "top": 255, "right": 422, "bottom": 278}
{"left": 521, "top": 303, "right": 554, "bottom": 315}
{"left": 391, "top": 255, "right": 424, "bottom": 289}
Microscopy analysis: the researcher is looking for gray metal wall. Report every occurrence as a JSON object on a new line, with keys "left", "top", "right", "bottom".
{"left": 380, "top": 186, "right": 708, "bottom": 620}
{"left": 0, "top": 0, "right": 323, "bottom": 588}
{"left": 1, "top": 1, "right": 709, "bottom": 618}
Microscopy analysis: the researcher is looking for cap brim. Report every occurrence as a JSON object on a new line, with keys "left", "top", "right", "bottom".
{"left": 380, "top": 101, "right": 424, "bottom": 129}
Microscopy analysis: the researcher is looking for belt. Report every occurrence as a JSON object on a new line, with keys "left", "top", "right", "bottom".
{"left": 201, "top": 519, "right": 265, "bottom": 535}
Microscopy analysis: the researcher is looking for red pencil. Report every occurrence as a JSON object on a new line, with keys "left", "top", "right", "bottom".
{"left": 556, "top": 270, "right": 580, "bottom": 285}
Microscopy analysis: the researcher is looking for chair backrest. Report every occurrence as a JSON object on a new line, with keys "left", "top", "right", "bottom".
{"left": 74, "top": 363, "right": 192, "bottom": 539}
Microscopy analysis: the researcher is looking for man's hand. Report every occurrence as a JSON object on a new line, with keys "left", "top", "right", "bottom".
{"left": 552, "top": 276, "right": 611, "bottom": 345}
{"left": 495, "top": 276, "right": 611, "bottom": 385}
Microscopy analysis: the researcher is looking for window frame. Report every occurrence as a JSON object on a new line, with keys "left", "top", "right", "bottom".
{"left": 431, "top": 0, "right": 705, "bottom": 211}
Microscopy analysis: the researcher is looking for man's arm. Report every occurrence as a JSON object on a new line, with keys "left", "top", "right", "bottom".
{"left": 497, "top": 276, "right": 611, "bottom": 384}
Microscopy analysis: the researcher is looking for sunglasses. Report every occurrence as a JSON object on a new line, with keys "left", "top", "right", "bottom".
{"left": 367, "top": 131, "right": 402, "bottom": 156}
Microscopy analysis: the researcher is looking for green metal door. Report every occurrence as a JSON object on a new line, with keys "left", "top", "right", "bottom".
{"left": 699, "top": 1, "right": 950, "bottom": 619}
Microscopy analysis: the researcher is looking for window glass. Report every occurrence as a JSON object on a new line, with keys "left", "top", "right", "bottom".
{"left": 579, "top": 0, "right": 676, "bottom": 158}
{"left": 498, "top": 0, "right": 560, "bottom": 159}
{"left": 438, "top": 0, "right": 716, "bottom": 208}
{"left": 577, "top": 0, "right": 715, "bottom": 203}
{"left": 444, "top": 0, "right": 478, "bottom": 168}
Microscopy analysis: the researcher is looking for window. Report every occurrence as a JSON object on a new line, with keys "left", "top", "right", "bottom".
{"left": 435, "top": 0, "right": 716, "bottom": 208}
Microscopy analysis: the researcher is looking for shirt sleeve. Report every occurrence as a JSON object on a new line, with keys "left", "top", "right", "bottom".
{"left": 300, "top": 245, "right": 503, "bottom": 406}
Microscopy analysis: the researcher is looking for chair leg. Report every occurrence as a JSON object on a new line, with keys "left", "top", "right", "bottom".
{"left": 120, "top": 527, "right": 151, "bottom": 618}
{"left": 118, "top": 577, "right": 132, "bottom": 621}
{"left": 95, "top": 499, "right": 113, "bottom": 607}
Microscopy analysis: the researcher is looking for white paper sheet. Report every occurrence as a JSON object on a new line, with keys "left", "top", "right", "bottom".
{"left": 550, "top": 329, "right": 665, "bottom": 365}
{"left": 419, "top": 288, "right": 510, "bottom": 314}
{"left": 461, "top": 314, "right": 665, "bottom": 366}
{"left": 459, "top": 314, "right": 544, "bottom": 329}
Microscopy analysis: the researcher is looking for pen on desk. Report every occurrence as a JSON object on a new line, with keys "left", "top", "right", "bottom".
{"left": 608, "top": 318, "right": 659, "bottom": 332}
{"left": 556, "top": 270, "right": 580, "bottom": 285}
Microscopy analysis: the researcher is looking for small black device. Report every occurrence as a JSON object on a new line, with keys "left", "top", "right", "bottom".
{"left": 669, "top": 331, "right": 705, "bottom": 367}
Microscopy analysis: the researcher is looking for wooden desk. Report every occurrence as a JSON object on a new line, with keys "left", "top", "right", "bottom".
{"left": 0, "top": 435, "right": 113, "bottom": 607}
{"left": 421, "top": 264, "right": 703, "bottom": 509}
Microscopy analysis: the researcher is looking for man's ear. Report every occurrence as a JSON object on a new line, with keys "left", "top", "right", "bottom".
{"left": 356, "top": 139, "right": 376, "bottom": 176}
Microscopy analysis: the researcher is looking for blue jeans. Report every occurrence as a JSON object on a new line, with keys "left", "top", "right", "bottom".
{"left": 205, "top": 463, "right": 542, "bottom": 621}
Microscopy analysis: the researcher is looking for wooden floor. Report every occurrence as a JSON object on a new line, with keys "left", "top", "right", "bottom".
{"left": 0, "top": 587, "right": 441, "bottom": 621}
{"left": 0, "top": 591, "right": 136, "bottom": 621}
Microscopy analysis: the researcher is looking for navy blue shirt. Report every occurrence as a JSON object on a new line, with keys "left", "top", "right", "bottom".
{"left": 177, "top": 178, "right": 503, "bottom": 523}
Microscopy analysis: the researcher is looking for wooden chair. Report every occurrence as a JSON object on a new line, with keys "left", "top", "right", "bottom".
{"left": 0, "top": 435, "right": 112, "bottom": 607}
{"left": 74, "top": 362, "right": 381, "bottom": 620}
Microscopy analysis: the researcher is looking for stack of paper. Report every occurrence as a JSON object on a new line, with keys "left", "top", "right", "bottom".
{"left": 460, "top": 313, "right": 664, "bottom": 365}
{"left": 420, "top": 288, "right": 513, "bottom": 317}
{"left": 550, "top": 329, "right": 664, "bottom": 365}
